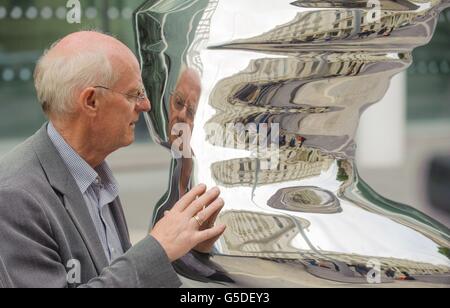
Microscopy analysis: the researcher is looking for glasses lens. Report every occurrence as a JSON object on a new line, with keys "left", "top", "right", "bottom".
{"left": 174, "top": 97, "right": 184, "bottom": 110}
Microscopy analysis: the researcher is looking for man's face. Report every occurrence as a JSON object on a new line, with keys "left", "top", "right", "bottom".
{"left": 169, "top": 69, "right": 201, "bottom": 146}
{"left": 94, "top": 59, "right": 151, "bottom": 152}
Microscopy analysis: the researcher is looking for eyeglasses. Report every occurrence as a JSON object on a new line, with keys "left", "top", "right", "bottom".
{"left": 171, "top": 91, "right": 196, "bottom": 120}
{"left": 94, "top": 86, "right": 147, "bottom": 105}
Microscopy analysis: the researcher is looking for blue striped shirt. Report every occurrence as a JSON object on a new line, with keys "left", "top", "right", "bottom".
{"left": 47, "top": 122, "right": 124, "bottom": 264}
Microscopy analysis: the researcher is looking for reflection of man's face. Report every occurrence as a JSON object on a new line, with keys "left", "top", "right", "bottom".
{"left": 169, "top": 69, "right": 201, "bottom": 146}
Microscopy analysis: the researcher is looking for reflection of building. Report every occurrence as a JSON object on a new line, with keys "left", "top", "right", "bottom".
{"left": 207, "top": 111, "right": 314, "bottom": 150}
{"left": 229, "top": 9, "right": 422, "bottom": 44}
{"left": 291, "top": 0, "right": 420, "bottom": 11}
{"left": 209, "top": 54, "right": 400, "bottom": 111}
{"left": 211, "top": 148, "right": 333, "bottom": 187}
{"left": 186, "top": 0, "right": 219, "bottom": 73}
{"left": 217, "top": 211, "right": 310, "bottom": 254}
{"left": 205, "top": 52, "right": 408, "bottom": 155}
{"left": 286, "top": 252, "right": 450, "bottom": 280}
{"left": 205, "top": 50, "right": 408, "bottom": 157}
{"left": 217, "top": 211, "right": 450, "bottom": 279}
{"left": 268, "top": 186, "right": 342, "bottom": 214}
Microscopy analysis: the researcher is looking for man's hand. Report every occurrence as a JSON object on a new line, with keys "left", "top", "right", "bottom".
{"left": 150, "top": 184, "right": 226, "bottom": 262}
{"left": 192, "top": 196, "right": 224, "bottom": 254}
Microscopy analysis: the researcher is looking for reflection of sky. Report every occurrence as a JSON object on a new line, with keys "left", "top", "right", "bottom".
{"left": 208, "top": 0, "right": 312, "bottom": 46}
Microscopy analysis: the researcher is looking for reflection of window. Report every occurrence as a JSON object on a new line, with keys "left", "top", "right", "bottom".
{"left": 0, "top": 0, "right": 146, "bottom": 141}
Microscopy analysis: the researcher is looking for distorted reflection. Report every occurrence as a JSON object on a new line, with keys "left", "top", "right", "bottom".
{"left": 205, "top": 53, "right": 408, "bottom": 157}
{"left": 136, "top": 0, "right": 450, "bottom": 287}
{"left": 168, "top": 68, "right": 201, "bottom": 198}
{"left": 291, "top": 0, "right": 420, "bottom": 11}
{"left": 211, "top": 148, "right": 334, "bottom": 187}
{"left": 215, "top": 5, "right": 434, "bottom": 48}
{"left": 152, "top": 68, "right": 201, "bottom": 223}
{"left": 217, "top": 211, "right": 310, "bottom": 255}
{"left": 216, "top": 210, "right": 449, "bottom": 284}
{"left": 267, "top": 186, "right": 342, "bottom": 214}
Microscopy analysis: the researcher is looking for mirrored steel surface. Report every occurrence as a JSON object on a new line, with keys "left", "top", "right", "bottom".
{"left": 134, "top": 0, "right": 450, "bottom": 287}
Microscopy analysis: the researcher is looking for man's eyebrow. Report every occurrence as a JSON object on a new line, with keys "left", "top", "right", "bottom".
{"left": 127, "top": 85, "right": 145, "bottom": 94}
{"left": 172, "top": 90, "right": 186, "bottom": 100}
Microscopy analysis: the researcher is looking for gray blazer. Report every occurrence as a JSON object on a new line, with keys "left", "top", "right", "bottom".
{"left": 0, "top": 124, "right": 181, "bottom": 288}
{"left": 0, "top": 256, "right": 12, "bottom": 288}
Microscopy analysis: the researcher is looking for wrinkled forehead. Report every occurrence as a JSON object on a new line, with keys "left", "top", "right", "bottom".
{"left": 175, "top": 69, "right": 201, "bottom": 95}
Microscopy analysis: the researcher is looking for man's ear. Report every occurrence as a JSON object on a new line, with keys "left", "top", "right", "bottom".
{"left": 79, "top": 87, "right": 98, "bottom": 116}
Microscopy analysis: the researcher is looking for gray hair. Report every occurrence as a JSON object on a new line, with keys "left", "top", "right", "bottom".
{"left": 34, "top": 40, "right": 117, "bottom": 117}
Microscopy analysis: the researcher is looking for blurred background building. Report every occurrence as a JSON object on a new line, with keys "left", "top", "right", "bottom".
{"left": 0, "top": 0, "right": 449, "bottom": 243}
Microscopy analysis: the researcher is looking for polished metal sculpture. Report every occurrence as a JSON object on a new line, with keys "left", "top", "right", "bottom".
{"left": 134, "top": 0, "right": 450, "bottom": 286}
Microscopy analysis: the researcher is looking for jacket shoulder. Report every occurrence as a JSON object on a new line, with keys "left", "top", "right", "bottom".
{"left": 0, "top": 135, "right": 48, "bottom": 191}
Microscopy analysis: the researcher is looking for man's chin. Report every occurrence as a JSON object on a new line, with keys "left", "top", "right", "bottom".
{"left": 127, "top": 135, "right": 135, "bottom": 146}
{"left": 122, "top": 133, "right": 135, "bottom": 148}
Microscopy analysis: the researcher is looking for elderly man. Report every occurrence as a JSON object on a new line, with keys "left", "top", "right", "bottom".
{"left": 169, "top": 68, "right": 201, "bottom": 199}
{"left": 0, "top": 31, "right": 226, "bottom": 288}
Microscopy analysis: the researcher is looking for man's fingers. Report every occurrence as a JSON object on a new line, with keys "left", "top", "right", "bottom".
{"left": 194, "top": 197, "right": 224, "bottom": 226}
{"left": 173, "top": 184, "right": 207, "bottom": 212}
{"left": 206, "top": 204, "right": 222, "bottom": 226}
{"left": 200, "top": 198, "right": 224, "bottom": 228}
{"left": 185, "top": 187, "right": 221, "bottom": 217}
{"left": 196, "top": 224, "right": 226, "bottom": 244}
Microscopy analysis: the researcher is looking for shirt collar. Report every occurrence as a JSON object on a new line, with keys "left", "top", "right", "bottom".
{"left": 47, "top": 122, "right": 118, "bottom": 197}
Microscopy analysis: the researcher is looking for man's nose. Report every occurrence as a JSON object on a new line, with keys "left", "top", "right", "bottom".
{"left": 137, "top": 97, "right": 152, "bottom": 113}
{"left": 180, "top": 105, "right": 188, "bottom": 118}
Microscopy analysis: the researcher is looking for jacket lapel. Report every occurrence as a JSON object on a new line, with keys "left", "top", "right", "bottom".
{"left": 31, "top": 124, "right": 109, "bottom": 273}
